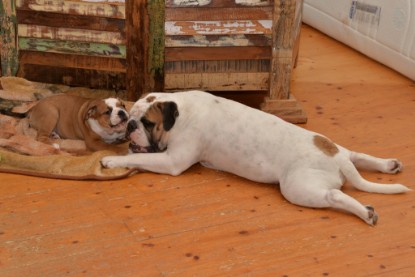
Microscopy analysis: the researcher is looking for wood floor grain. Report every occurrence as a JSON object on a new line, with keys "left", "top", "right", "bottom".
{"left": 1, "top": 24, "right": 414, "bottom": 277}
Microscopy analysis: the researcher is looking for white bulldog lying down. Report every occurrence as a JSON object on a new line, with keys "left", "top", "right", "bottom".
{"left": 102, "top": 91, "right": 410, "bottom": 225}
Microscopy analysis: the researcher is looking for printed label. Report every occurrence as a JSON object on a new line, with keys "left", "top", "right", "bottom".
{"left": 350, "top": 1, "right": 381, "bottom": 26}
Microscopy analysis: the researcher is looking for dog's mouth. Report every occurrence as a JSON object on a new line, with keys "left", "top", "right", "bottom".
{"left": 129, "top": 141, "right": 156, "bottom": 153}
{"left": 110, "top": 119, "right": 127, "bottom": 130}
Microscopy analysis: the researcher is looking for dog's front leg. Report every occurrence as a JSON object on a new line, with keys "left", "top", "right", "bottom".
{"left": 101, "top": 152, "right": 194, "bottom": 176}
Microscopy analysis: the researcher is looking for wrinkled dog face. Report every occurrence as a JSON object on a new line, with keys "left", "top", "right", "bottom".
{"left": 104, "top": 98, "right": 129, "bottom": 131}
{"left": 87, "top": 98, "right": 129, "bottom": 142}
{"left": 127, "top": 96, "right": 179, "bottom": 153}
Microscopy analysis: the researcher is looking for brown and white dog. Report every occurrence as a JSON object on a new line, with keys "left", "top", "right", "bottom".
{"left": 101, "top": 91, "right": 411, "bottom": 225}
{"left": 29, "top": 94, "right": 129, "bottom": 153}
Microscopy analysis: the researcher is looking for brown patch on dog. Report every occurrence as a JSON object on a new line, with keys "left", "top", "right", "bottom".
{"left": 144, "top": 102, "right": 164, "bottom": 134}
{"left": 115, "top": 98, "right": 126, "bottom": 108}
{"left": 313, "top": 135, "right": 339, "bottom": 156}
{"left": 141, "top": 102, "right": 178, "bottom": 150}
{"left": 86, "top": 100, "right": 113, "bottom": 130}
{"left": 146, "top": 96, "right": 156, "bottom": 103}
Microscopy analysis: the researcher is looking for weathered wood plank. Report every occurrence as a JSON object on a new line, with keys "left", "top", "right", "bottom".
{"left": 165, "top": 0, "right": 273, "bottom": 8}
{"left": 164, "top": 60, "right": 270, "bottom": 73}
{"left": 235, "top": 0, "right": 272, "bottom": 6}
{"left": 19, "top": 51, "right": 126, "bottom": 72}
{"left": 165, "top": 34, "right": 271, "bottom": 47}
{"left": 165, "top": 72, "right": 269, "bottom": 91}
{"left": 17, "top": 64, "right": 126, "bottom": 90}
{"left": 165, "top": 7, "right": 272, "bottom": 21}
{"left": 165, "top": 46, "right": 271, "bottom": 61}
{"left": 16, "top": 0, "right": 126, "bottom": 19}
{"left": 72, "top": 0, "right": 125, "bottom": 5}
{"left": 165, "top": 20, "right": 272, "bottom": 35}
{"left": 18, "top": 37, "right": 126, "bottom": 58}
{"left": 16, "top": 9, "right": 125, "bottom": 33}
{"left": 0, "top": 0, "right": 18, "bottom": 76}
{"left": 18, "top": 24, "right": 125, "bottom": 45}
{"left": 165, "top": 0, "right": 212, "bottom": 6}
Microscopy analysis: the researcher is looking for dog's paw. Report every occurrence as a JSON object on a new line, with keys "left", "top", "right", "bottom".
{"left": 384, "top": 159, "right": 403, "bottom": 174}
{"left": 365, "top": 205, "right": 378, "bottom": 226}
{"left": 50, "top": 131, "right": 61, "bottom": 140}
{"left": 101, "top": 156, "right": 122, "bottom": 168}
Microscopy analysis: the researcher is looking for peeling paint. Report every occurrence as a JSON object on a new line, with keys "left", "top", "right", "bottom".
{"left": 165, "top": 22, "right": 184, "bottom": 35}
{"left": 258, "top": 20, "right": 272, "bottom": 29}
{"left": 18, "top": 24, "right": 125, "bottom": 45}
{"left": 172, "top": 0, "right": 211, "bottom": 6}
{"left": 19, "top": 37, "right": 126, "bottom": 58}
{"left": 165, "top": 20, "right": 272, "bottom": 35}
{"left": 236, "top": 0, "right": 270, "bottom": 6}
{"left": 79, "top": 0, "right": 125, "bottom": 3}
{"left": 16, "top": 0, "right": 126, "bottom": 19}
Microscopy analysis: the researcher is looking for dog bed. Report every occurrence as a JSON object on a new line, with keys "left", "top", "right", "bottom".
{"left": 0, "top": 77, "right": 136, "bottom": 180}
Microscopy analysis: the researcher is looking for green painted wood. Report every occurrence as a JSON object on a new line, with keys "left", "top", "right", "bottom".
{"left": 148, "top": 0, "right": 165, "bottom": 91}
{"left": 18, "top": 37, "right": 126, "bottom": 59}
{"left": 0, "top": 0, "right": 18, "bottom": 76}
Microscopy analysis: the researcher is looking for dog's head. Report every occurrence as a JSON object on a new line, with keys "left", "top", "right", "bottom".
{"left": 126, "top": 95, "right": 179, "bottom": 153}
{"left": 85, "top": 98, "right": 129, "bottom": 143}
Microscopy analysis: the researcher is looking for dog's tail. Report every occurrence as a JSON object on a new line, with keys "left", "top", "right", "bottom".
{"left": 336, "top": 155, "right": 410, "bottom": 194}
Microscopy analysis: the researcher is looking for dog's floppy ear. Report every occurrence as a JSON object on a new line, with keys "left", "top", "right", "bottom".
{"left": 84, "top": 99, "right": 102, "bottom": 120}
{"left": 161, "top": 101, "right": 179, "bottom": 131}
{"left": 85, "top": 105, "right": 97, "bottom": 120}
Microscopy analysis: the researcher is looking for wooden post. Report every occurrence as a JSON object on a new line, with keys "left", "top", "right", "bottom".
{"left": 126, "top": 0, "right": 164, "bottom": 101}
{"left": 148, "top": 0, "right": 165, "bottom": 93}
{"left": 261, "top": 0, "right": 306, "bottom": 123}
{"left": 0, "top": 0, "right": 18, "bottom": 76}
{"left": 269, "top": 0, "right": 296, "bottom": 100}
{"left": 126, "top": 0, "right": 147, "bottom": 100}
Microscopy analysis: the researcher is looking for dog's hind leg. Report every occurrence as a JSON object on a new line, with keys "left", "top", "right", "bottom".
{"left": 324, "top": 189, "right": 378, "bottom": 225}
{"left": 337, "top": 146, "right": 403, "bottom": 174}
{"left": 333, "top": 150, "right": 410, "bottom": 194}
{"left": 280, "top": 171, "right": 378, "bottom": 225}
{"left": 350, "top": 152, "right": 402, "bottom": 174}
{"left": 29, "top": 106, "right": 59, "bottom": 144}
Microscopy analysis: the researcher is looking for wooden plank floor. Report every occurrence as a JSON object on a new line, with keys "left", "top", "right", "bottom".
{"left": 1, "top": 24, "right": 415, "bottom": 276}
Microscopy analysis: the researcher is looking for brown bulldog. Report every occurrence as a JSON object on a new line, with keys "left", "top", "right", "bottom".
{"left": 29, "top": 94, "right": 129, "bottom": 153}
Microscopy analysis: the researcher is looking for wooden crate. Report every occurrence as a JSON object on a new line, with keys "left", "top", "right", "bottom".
{"left": 0, "top": 0, "right": 306, "bottom": 123}
{"left": 13, "top": 0, "right": 127, "bottom": 90}
{"left": 162, "top": 0, "right": 306, "bottom": 123}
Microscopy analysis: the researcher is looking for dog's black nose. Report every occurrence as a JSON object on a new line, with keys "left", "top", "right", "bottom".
{"left": 118, "top": 110, "right": 128, "bottom": 121}
{"left": 126, "top": 120, "right": 138, "bottom": 138}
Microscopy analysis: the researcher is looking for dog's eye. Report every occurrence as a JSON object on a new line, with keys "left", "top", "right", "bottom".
{"left": 141, "top": 117, "right": 155, "bottom": 130}
{"left": 104, "top": 108, "right": 112, "bottom": 115}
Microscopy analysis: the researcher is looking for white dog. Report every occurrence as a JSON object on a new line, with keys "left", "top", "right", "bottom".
{"left": 101, "top": 91, "right": 410, "bottom": 225}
